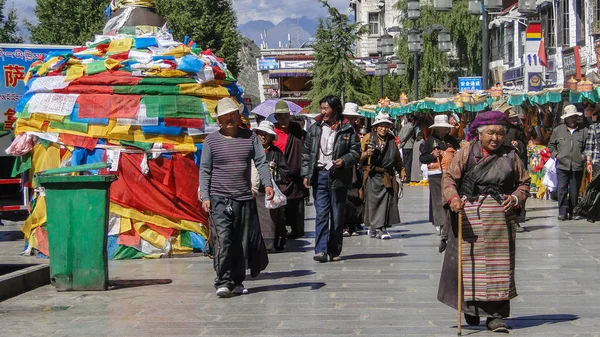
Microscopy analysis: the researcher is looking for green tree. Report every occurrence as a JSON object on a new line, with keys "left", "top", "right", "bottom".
{"left": 394, "top": 0, "right": 482, "bottom": 99}
{"left": 155, "top": 0, "right": 242, "bottom": 76}
{"left": 27, "top": 0, "right": 106, "bottom": 45}
{"left": 306, "top": 0, "right": 371, "bottom": 112}
{"left": 0, "top": 0, "right": 23, "bottom": 43}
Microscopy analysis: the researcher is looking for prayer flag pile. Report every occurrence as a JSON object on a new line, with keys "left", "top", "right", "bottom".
{"left": 7, "top": 30, "right": 245, "bottom": 259}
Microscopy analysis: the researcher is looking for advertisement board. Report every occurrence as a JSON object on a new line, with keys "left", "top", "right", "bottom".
{"left": 0, "top": 44, "right": 75, "bottom": 156}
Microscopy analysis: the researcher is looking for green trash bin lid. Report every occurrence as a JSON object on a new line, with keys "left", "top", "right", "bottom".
{"left": 35, "top": 162, "right": 118, "bottom": 185}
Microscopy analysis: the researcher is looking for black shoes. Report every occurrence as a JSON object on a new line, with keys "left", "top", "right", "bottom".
{"left": 464, "top": 313, "right": 480, "bottom": 326}
{"left": 486, "top": 317, "right": 509, "bottom": 333}
{"left": 557, "top": 215, "right": 567, "bottom": 221}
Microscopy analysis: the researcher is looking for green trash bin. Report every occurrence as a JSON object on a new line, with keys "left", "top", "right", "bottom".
{"left": 35, "top": 163, "right": 117, "bottom": 291}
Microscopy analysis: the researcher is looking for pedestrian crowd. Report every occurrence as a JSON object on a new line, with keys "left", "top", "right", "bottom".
{"left": 198, "top": 95, "right": 600, "bottom": 333}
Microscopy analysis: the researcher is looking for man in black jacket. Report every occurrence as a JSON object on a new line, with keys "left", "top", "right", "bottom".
{"left": 548, "top": 105, "right": 589, "bottom": 221}
{"left": 301, "top": 96, "right": 361, "bottom": 262}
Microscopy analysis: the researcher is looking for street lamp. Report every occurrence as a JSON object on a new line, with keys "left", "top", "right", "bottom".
{"left": 517, "top": 0, "right": 537, "bottom": 14}
{"left": 408, "top": 29, "right": 422, "bottom": 53}
{"left": 380, "top": 33, "right": 394, "bottom": 57}
{"left": 407, "top": 0, "right": 421, "bottom": 20}
{"left": 434, "top": 0, "right": 452, "bottom": 11}
{"left": 437, "top": 29, "right": 452, "bottom": 53}
{"left": 468, "top": 0, "right": 482, "bottom": 15}
{"left": 483, "top": 0, "right": 502, "bottom": 10}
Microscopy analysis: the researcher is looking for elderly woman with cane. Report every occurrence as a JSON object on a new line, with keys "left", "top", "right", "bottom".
{"left": 437, "top": 111, "right": 530, "bottom": 333}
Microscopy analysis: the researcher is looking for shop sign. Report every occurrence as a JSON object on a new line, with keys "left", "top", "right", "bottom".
{"left": 258, "top": 58, "right": 278, "bottom": 71}
{"left": 562, "top": 46, "right": 582, "bottom": 79}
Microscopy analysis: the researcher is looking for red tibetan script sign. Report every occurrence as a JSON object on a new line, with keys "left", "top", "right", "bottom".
{"left": 3, "top": 64, "right": 25, "bottom": 88}
{"left": 3, "top": 108, "right": 16, "bottom": 130}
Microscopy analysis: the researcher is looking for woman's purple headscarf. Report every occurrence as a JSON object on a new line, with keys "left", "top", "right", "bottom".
{"left": 467, "top": 110, "right": 510, "bottom": 141}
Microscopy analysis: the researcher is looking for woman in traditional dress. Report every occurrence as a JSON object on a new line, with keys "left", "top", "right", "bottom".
{"left": 253, "top": 121, "right": 290, "bottom": 252}
{"left": 420, "top": 114, "right": 460, "bottom": 234}
{"left": 360, "top": 113, "right": 405, "bottom": 239}
{"left": 438, "top": 111, "right": 531, "bottom": 333}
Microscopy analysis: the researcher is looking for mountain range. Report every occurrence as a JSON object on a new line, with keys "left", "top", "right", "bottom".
{"left": 238, "top": 16, "right": 321, "bottom": 49}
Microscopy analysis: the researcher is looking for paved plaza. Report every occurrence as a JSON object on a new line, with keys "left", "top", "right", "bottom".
{"left": 0, "top": 186, "right": 599, "bottom": 336}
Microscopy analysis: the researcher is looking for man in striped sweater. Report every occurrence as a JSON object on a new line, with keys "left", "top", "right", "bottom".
{"left": 199, "top": 97, "right": 274, "bottom": 298}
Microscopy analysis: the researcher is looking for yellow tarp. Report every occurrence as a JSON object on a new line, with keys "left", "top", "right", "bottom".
{"left": 110, "top": 203, "right": 207, "bottom": 236}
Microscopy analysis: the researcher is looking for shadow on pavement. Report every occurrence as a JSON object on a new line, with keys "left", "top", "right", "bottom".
{"left": 399, "top": 220, "right": 432, "bottom": 226}
{"left": 394, "top": 233, "right": 434, "bottom": 239}
{"left": 249, "top": 282, "right": 326, "bottom": 293}
{"left": 341, "top": 252, "right": 407, "bottom": 260}
{"left": 507, "top": 314, "right": 579, "bottom": 329}
{"left": 283, "top": 239, "right": 312, "bottom": 253}
{"left": 251, "top": 269, "right": 315, "bottom": 280}
{"left": 527, "top": 206, "right": 558, "bottom": 211}
{"left": 108, "top": 278, "right": 172, "bottom": 290}
{"left": 522, "top": 225, "right": 555, "bottom": 232}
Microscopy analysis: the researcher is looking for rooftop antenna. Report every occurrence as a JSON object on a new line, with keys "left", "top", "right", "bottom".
{"left": 279, "top": 40, "right": 282, "bottom": 49}
{"left": 287, "top": 33, "right": 292, "bottom": 48}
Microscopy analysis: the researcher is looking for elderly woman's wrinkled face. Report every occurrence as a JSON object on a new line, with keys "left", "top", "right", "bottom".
{"left": 255, "top": 130, "right": 274, "bottom": 145}
{"left": 376, "top": 123, "right": 392, "bottom": 137}
{"left": 479, "top": 125, "right": 506, "bottom": 151}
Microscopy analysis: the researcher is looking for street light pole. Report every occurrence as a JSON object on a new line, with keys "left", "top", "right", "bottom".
{"left": 414, "top": 53, "right": 420, "bottom": 100}
{"left": 482, "top": 9, "right": 489, "bottom": 90}
{"left": 379, "top": 74, "right": 384, "bottom": 100}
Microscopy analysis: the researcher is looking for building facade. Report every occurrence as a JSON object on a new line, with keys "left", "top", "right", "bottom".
{"left": 489, "top": 0, "right": 598, "bottom": 91}
{"left": 351, "top": 0, "right": 403, "bottom": 58}
{"left": 255, "top": 48, "right": 315, "bottom": 107}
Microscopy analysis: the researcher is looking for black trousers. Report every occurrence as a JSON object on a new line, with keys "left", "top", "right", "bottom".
{"left": 403, "top": 149, "right": 413, "bottom": 182}
{"left": 285, "top": 198, "right": 305, "bottom": 238}
{"left": 557, "top": 169, "right": 584, "bottom": 216}
{"left": 210, "top": 196, "right": 268, "bottom": 289}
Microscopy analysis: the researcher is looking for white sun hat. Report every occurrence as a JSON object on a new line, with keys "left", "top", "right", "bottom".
{"left": 253, "top": 120, "right": 278, "bottom": 139}
{"left": 428, "top": 114, "right": 454, "bottom": 129}
{"left": 372, "top": 113, "right": 394, "bottom": 127}
{"left": 343, "top": 102, "right": 363, "bottom": 117}
{"left": 560, "top": 104, "right": 582, "bottom": 119}
{"left": 217, "top": 97, "right": 244, "bottom": 117}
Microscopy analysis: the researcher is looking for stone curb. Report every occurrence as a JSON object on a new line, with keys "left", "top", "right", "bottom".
{"left": 0, "top": 264, "right": 50, "bottom": 302}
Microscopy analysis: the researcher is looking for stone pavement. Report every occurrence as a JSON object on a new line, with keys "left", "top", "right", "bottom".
{"left": 1, "top": 186, "right": 599, "bottom": 336}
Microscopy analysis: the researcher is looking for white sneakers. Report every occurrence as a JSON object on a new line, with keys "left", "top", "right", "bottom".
{"left": 368, "top": 228, "right": 392, "bottom": 240}
{"left": 216, "top": 285, "right": 248, "bottom": 298}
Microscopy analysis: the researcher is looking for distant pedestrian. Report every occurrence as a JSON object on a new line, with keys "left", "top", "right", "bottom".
{"left": 199, "top": 97, "right": 273, "bottom": 298}
{"left": 548, "top": 105, "right": 588, "bottom": 221}
{"left": 575, "top": 107, "right": 600, "bottom": 222}
{"left": 438, "top": 110, "right": 530, "bottom": 333}
{"left": 301, "top": 95, "right": 361, "bottom": 262}
{"left": 271, "top": 101, "right": 309, "bottom": 240}
{"left": 360, "top": 113, "right": 405, "bottom": 239}
{"left": 420, "top": 114, "right": 460, "bottom": 234}
{"left": 254, "top": 120, "right": 290, "bottom": 252}
{"left": 397, "top": 114, "right": 417, "bottom": 182}
{"left": 341, "top": 102, "right": 365, "bottom": 237}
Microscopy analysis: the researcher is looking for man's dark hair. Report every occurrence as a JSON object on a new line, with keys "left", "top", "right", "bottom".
{"left": 319, "top": 95, "right": 343, "bottom": 121}
{"left": 406, "top": 114, "right": 416, "bottom": 123}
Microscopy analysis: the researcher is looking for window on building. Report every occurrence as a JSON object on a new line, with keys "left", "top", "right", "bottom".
{"left": 504, "top": 25, "right": 514, "bottom": 66}
{"left": 541, "top": 5, "right": 556, "bottom": 54}
{"left": 557, "top": 0, "right": 570, "bottom": 47}
{"left": 491, "top": 27, "right": 502, "bottom": 62}
{"left": 576, "top": 0, "right": 586, "bottom": 45}
{"left": 368, "top": 12, "right": 380, "bottom": 36}
{"left": 594, "top": 0, "right": 600, "bottom": 35}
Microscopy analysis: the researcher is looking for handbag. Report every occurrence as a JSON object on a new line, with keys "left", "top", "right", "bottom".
{"left": 265, "top": 178, "right": 287, "bottom": 209}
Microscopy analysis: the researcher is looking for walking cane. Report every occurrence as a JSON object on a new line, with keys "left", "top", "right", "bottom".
{"left": 457, "top": 210, "right": 463, "bottom": 336}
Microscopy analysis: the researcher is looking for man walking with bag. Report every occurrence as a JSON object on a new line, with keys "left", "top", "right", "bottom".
{"left": 199, "top": 97, "right": 274, "bottom": 298}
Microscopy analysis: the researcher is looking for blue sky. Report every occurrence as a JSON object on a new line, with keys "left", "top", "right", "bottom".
{"left": 13, "top": 0, "right": 350, "bottom": 26}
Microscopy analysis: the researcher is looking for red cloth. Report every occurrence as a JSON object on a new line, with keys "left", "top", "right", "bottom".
{"left": 146, "top": 223, "right": 176, "bottom": 238}
{"left": 108, "top": 51, "right": 131, "bottom": 61}
{"left": 273, "top": 125, "right": 289, "bottom": 153}
{"left": 55, "top": 85, "right": 114, "bottom": 95}
{"left": 77, "top": 94, "right": 141, "bottom": 118}
{"left": 538, "top": 36, "right": 547, "bottom": 68}
{"left": 71, "top": 72, "right": 142, "bottom": 86}
{"left": 110, "top": 153, "right": 208, "bottom": 224}
{"left": 36, "top": 227, "right": 49, "bottom": 256}
{"left": 164, "top": 118, "right": 204, "bottom": 129}
{"left": 118, "top": 223, "right": 141, "bottom": 246}
{"left": 59, "top": 134, "right": 98, "bottom": 151}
